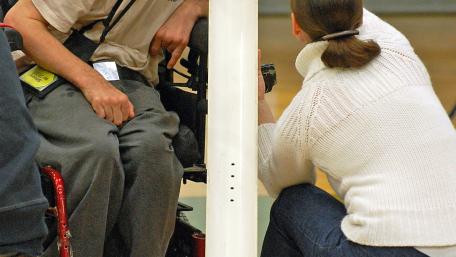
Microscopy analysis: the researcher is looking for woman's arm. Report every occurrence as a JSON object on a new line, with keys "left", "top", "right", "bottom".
{"left": 258, "top": 99, "right": 316, "bottom": 197}
{"left": 257, "top": 52, "right": 315, "bottom": 197}
{"left": 259, "top": 100, "right": 275, "bottom": 125}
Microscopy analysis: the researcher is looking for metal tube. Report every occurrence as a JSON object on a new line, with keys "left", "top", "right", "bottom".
{"left": 206, "top": 0, "right": 258, "bottom": 256}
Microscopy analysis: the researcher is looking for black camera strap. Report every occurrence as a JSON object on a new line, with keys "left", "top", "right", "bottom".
{"left": 0, "top": 0, "right": 17, "bottom": 19}
{"left": 100, "top": 0, "right": 136, "bottom": 44}
{"left": 67, "top": 0, "right": 136, "bottom": 61}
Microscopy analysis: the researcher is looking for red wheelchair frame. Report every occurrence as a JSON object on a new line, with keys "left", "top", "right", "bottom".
{"left": 40, "top": 166, "right": 206, "bottom": 257}
{"left": 40, "top": 167, "right": 72, "bottom": 257}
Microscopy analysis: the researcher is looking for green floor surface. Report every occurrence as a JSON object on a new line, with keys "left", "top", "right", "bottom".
{"left": 178, "top": 196, "right": 274, "bottom": 256}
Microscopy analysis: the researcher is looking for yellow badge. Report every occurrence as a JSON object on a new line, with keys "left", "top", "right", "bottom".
{"left": 20, "top": 65, "right": 57, "bottom": 91}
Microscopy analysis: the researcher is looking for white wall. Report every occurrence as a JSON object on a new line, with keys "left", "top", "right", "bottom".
{"left": 260, "top": 0, "right": 456, "bottom": 14}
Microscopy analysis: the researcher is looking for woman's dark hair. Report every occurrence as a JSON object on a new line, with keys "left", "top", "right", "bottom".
{"left": 291, "top": 0, "right": 381, "bottom": 68}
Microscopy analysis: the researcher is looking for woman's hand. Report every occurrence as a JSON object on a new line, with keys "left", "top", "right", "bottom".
{"left": 258, "top": 50, "right": 266, "bottom": 101}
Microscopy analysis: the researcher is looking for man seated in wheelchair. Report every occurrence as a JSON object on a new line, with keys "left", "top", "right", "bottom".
{"left": 5, "top": 0, "right": 208, "bottom": 256}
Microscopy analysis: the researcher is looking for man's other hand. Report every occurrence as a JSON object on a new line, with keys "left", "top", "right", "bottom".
{"left": 150, "top": 0, "right": 208, "bottom": 69}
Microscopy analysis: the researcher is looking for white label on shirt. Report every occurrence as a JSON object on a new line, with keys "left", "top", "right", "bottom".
{"left": 93, "top": 62, "right": 120, "bottom": 81}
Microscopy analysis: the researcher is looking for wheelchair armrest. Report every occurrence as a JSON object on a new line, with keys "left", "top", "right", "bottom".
{"left": 188, "top": 18, "right": 208, "bottom": 54}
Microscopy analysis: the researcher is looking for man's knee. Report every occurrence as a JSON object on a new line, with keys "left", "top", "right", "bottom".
{"left": 69, "top": 135, "right": 122, "bottom": 189}
{"left": 123, "top": 128, "right": 183, "bottom": 185}
{"left": 146, "top": 130, "right": 183, "bottom": 182}
{"left": 144, "top": 131, "right": 175, "bottom": 156}
{"left": 87, "top": 134, "right": 120, "bottom": 162}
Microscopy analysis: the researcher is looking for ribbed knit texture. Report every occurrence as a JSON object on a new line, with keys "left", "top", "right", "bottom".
{"left": 258, "top": 9, "right": 456, "bottom": 248}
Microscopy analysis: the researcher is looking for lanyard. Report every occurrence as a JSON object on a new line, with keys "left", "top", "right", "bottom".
{"left": 99, "top": 0, "right": 136, "bottom": 43}
{"left": 79, "top": 0, "right": 136, "bottom": 44}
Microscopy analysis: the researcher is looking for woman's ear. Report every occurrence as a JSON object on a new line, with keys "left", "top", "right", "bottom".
{"left": 291, "top": 13, "right": 301, "bottom": 38}
{"left": 291, "top": 13, "right": 312, "bottom": 44}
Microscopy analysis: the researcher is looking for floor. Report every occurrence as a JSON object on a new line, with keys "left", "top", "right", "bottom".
{"left": 179, "top": 13, "right": 456, "bottom": 254}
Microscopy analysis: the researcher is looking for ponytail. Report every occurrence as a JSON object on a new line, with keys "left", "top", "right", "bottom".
{"left": 291, "top": 0, "right": 381, "bottom": 68}
{"left": 322, "top": 37, "right": 381, "bottom": 68}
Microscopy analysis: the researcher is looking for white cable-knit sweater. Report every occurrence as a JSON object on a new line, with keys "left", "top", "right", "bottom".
{"left": 258, "top": 9, "right": 456, "bottom": 253}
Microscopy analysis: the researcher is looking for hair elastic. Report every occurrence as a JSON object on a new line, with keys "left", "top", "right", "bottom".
{"left": 321, "top": 30, "right": 359, "bottom": 41}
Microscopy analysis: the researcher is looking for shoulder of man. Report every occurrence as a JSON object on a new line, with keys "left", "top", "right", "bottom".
{"left": 32, "top": 0, "right": 104, "bottom": 33}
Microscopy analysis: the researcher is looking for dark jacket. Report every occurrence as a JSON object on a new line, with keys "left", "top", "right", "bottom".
{"left": 0, "top": 30, "right": 48, "bottom": 257}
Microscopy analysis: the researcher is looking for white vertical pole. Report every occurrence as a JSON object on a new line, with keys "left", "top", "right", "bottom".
{"left": 206, "top": 0, "right": 258, "bottom": 256}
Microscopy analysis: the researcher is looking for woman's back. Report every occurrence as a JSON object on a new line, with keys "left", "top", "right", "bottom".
{"left": 259, "top": 9, "right": 456, "bottom": 247}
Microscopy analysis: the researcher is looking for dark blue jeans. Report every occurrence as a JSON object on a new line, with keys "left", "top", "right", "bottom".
{"left": 0, "top": 31, "right": 48, "bottom": 256}
{"left": 261, "top": 184, "right": 429, "bottom": 257}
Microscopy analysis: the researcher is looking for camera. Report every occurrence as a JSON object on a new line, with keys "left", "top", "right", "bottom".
{"left": 261, "top": 63, "right": 277, "bottom": 93}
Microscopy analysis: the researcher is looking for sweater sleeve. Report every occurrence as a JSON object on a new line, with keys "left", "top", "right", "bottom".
{"left": 258, "top": 123, "right": 275, "bottom": 167}
{"left": 258, "top": 87, "right": 319, "bottom": 198}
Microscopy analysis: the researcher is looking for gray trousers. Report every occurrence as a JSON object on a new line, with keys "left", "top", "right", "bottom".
{"left": 26, "top": 80, "right": 183, "bottom": 257}
{"left": 0, "top": 31, "right": 48, "bottom": 257}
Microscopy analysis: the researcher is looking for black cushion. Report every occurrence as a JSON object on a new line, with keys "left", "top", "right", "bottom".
{"left": 158, "top": 86, "right": 202, "bottom": 167}
{"left": 189, "top": 19, "right": 207, "bottom": 54}
{"left": 173, "top": 125, "right": 201, "bottom": 168}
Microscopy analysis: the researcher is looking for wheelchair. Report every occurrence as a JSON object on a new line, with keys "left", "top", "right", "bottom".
{"left": 1, "top": 3, "right": 278, "bottom": 255}
{"left": 1, "top": 14, "right": 208, "bottom": 257}
{"left": 159, "top": 19, "right": 209, "bottom": 257}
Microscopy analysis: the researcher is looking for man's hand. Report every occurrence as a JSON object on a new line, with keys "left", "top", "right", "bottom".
{"left": 6, "top": 0, "right": 135, "bottom": 126}
{"left": 150, "top": 0, "right": 208, "bottom": 69}
{"left": 80, "top": 77, "right": 135, "bottom": 126}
